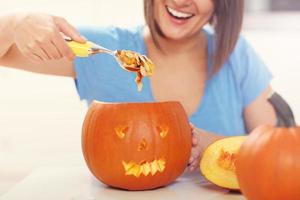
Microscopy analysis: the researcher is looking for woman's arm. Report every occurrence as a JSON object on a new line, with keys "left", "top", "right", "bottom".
{"left": 1, "top": 44, "right": 75, "bottom": 77}
{"left": 188, "top": 86, "right": 276, "bottom": 171}
{"left": 0, "top": 12, "right": 85, "bottom": 77}
{"left": 0, "top": 13, "right": 17, "bottom": 58}
{"left": 243, "top": 86, "right": 276, "bottom": 132}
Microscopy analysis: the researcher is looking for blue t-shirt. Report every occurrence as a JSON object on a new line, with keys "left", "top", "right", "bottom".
{"left": 74, "top": 26, "right": 272, "bottom": 136}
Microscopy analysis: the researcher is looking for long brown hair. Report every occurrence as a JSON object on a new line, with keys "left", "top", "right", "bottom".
{"left": 144, "top": 0, "right": 245, "bottom": 74}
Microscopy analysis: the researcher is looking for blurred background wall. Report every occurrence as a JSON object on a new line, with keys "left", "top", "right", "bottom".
{"left": 247, "top": 0, "right": 300, "bottom": 12}
{"left": 0, "top": 0, "right": 300, "bottom": 196}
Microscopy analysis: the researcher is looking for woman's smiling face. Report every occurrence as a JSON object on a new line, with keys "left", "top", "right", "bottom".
{"left": 154, "top": 0, "right": 214, "bottom": 40}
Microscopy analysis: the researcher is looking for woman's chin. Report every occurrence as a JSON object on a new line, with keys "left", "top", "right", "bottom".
{"left": 162, "top": 31, "right": 191, "bottom": 41}
{"left": 159, "top": 23, "right": 198, "bottom": 41}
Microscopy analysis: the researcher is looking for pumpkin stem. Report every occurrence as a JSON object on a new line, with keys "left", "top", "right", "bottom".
{"left": 268, "top": 92, "right": 296, "bottom": 128}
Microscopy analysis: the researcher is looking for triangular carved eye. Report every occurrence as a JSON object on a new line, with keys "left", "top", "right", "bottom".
{"left": 115, "top": 126, "right": 129, "bottom": 139}
{"left": 156, "top": 125, "right": 169, "bottom": 138}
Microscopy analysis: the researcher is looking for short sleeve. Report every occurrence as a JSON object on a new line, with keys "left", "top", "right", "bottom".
{"left": 74, "top": 54, "right": 101, "bottom": 102}
{"left": 230, "top": 36, "right": 273, "bottom": 108}
{"left": 74, "top": 26, "right": 118, "bottom": 102}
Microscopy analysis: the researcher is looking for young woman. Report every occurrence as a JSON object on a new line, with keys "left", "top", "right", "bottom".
{"left": 0, "top": 0, "right": 276, "bottom": 171}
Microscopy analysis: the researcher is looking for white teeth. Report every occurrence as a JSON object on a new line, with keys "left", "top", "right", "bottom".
{"left": 166, "top": 6, "right": 194, "bottom": 19}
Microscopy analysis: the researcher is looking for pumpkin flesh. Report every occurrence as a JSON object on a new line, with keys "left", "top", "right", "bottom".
{"left": 200, "top": 136, "right": 247, "bottom": 190}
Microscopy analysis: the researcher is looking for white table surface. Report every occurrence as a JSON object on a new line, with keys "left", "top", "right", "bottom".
{"left": 0, "top": 166, "right": 245, "bottom": 200}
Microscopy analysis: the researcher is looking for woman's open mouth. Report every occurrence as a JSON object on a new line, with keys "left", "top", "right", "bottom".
{"left": 165, "top": 5, "right": 195, "bottom": 21}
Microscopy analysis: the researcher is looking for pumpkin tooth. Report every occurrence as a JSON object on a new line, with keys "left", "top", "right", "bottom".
{"left": 125, "top": 170, "right": 134, "bottom": 176}
{"left": 142, "top": 162, "right": 151, "bottom": 176}
{"left": 131, "top": 164, "right": 142, "bottom": 177}
{"left": 123, "top": 159, "right": 165, "bottom": 177}
{"left": 122, "top": 161, "right": 135, "bottom": 172}
{"left": 150, "top": 160, "right": 159, "bottom": 175}
{"left": 139, "top": 164, "right": 144, "bottom": 177}
{"left": 157, "top": 159, "right": 166, "bottom": 172}
{"left": 125, "top": 163, "right": 137, "bottom": 176}
{"left": 125, "top": 163, "right": 143, "bottom": 177}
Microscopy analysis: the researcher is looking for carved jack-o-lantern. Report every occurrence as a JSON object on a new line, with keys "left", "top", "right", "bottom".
{"left": 82, "top": 101, "right": 192, "bottom": 190}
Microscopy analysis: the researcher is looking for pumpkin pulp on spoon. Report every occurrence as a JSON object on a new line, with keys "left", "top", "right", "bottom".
{"left": 115, "top": 50, "right": 155, "bottom": 91}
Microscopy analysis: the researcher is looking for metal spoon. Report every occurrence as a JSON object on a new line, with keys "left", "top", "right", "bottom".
{"left": 66, "top": 38, "right": 153, "bottom": 73}
{"left": 65, "top": 37, "right": 155, "bottom": 91}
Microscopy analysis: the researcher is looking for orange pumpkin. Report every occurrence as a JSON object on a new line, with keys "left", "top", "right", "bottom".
{"left": 236, "top": 125, "right": 300, "bottom": 200}
{"left": 82, "top": 101, "right": 192, "bottom": 190}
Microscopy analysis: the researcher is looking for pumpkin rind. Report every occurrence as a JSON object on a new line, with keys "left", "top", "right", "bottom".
{"left": 236, "top": 125, "right": 300, "bottom": 200}
{"left": 82, "top": 101, "right": 191, "bottom": 190}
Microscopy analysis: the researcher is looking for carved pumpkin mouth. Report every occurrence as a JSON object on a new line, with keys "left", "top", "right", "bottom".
{"left": 122, "top": 159, "right": 166, "bottom": 177}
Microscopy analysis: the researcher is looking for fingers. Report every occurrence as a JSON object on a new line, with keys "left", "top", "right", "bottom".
{"left": 52, "top": 31, "right": 75, "bottom": 61}
{"left": 38, "top": 40, "right": 61, "bottom": 60}
{"left": 52, "top": 16, "right": 84, "bottom": 60}
{"left": 14, "top": 13, "right": 80, "bottom": 62}
{"left": 189, "top": 122, "right": 195, "bottom": 130}
{"left": 22, "top": 43, "right": 48, "bottom": 63}
{"left": 188, "top": 145, "right": 202, "bottom": 172}
{"left": 23, "top": 49, "right": 44, "bottom": 63}
{"left": 25, "top": 38, "right": 62, "bottom": 61}
{"left": 192, "top": 135, "right": 198, "bottom": 146}
{"left": 191, "top": 145, "right": 202, "bottom": 162}
{"left": 38, "top": 27, "right": 76, "bottom": 61}
{"left": 188, "top": 158, "right": 200, "bottom": 171}
{"left": 191, "top": 127, "right": 200, "bottom": 146}
{"left": 28, "top": 29, "right": 75, "bottom": 61}
{"left": 29, "top": 53, "right": 44, "bottom": 63}
{"left": 189, "top": 145, "right": 203, "bottom": 171}
{"left": 31, "top": 46, "right": 50, "bottom": 61}
{"left": 54, "top": 16, "right": 86, "bottom": 43}
{"left": 188, "top": 125, "right": 202, "bottom": 171}
{"left": 189, "top": 156, "right": 195, "bottom": 166}
{"left": 190, "top": 122, "right": 198, "bottom": 146}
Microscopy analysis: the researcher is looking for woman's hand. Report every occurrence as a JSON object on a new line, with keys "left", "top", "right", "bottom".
{"left": 13, "top": 13, "right": 86, "bottom": 63}
{"left": 188, "top": 123, "right": 224, "bottom": 171}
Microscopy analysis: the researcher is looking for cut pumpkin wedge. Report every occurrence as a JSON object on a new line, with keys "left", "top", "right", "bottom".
{"left": 200, "top": 136, "right": 247, "bottom": 190}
